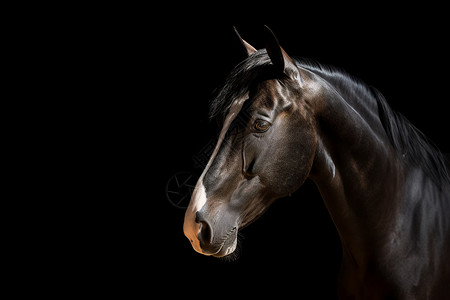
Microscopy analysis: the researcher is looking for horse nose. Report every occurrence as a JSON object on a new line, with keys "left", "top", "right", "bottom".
{"left": 195, "top": 211, "right": 213, "bottom": 246}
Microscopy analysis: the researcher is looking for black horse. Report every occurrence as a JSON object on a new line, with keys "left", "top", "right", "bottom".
{"left": 183, "top": 26, "right": 450, "bottom": 299}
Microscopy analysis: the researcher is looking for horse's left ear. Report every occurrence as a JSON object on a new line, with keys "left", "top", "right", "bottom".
{"left": 234, "top": 26, "right": 257, "bottom": 57}
{"left": 263, "top": 26, "right": 302, "bottom": 83}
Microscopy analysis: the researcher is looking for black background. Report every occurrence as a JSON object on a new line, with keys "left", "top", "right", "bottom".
{"left": 69, "top": 13, "right": 449, "bottom": 298}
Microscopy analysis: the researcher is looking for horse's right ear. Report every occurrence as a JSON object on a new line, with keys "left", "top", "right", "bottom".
{"left": 263, "top": 25, "right": 303, "bottom": 85}
{"left": 233, "top": 26, "right": 257, "bottom": 57}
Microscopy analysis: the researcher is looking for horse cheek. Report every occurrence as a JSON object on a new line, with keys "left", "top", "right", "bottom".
{"left": 262, "top": 130, "right": 315, "bottom": 196}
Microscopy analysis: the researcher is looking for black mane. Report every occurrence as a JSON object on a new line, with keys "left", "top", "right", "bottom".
{"left": 209, "top": 51, "right": 450, "bottom": 185}
{"left": 209, "top": 50, "right": 273, "bottom": 119}
{"left": 374, "top": 90, "right": 450, "bottom": 186}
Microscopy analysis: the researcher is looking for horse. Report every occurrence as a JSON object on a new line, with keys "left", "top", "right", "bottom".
{"left": 183, "top": 26, "right": 450, "bottom": 299}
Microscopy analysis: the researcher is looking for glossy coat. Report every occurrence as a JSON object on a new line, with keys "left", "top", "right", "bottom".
{"left": 183, "top": 26, "right": 450, "bottom": 299}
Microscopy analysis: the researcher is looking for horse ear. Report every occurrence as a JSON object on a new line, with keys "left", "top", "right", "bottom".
{"left": 263, "top": 25, "right": 301, "bottom": 81}
{"left": 233, "top": 26, "right": 257, "bottom": 57}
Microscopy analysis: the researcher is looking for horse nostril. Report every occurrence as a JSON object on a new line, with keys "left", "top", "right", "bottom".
{"left": 199, "top": 221, "right": 213, "bottom": 245}
{"left": 195, "top": 211, "right": 201, "bottom": 223}
{"left": 195, "top": 211, "right": 213, "bottom": 245}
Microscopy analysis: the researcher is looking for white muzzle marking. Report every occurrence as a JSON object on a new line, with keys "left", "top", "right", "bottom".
{"left": 183, "top": 180, "right": 207, "bottom": 254}
{"left": 183, "top": 96, "right": 247, "bottom": 255}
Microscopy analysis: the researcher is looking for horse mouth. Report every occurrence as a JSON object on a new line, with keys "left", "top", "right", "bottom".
{"left": 211, "top": 227, "right": 238, "bottom": 257}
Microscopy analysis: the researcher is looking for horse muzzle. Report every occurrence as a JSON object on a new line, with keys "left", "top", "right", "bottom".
{"left": 183, "top": 181, "right": 239, "bottom": 257}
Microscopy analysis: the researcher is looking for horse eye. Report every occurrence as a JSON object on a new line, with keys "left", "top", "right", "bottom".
{"left": 253, "top": 119, "right": 271, "bottom": 132}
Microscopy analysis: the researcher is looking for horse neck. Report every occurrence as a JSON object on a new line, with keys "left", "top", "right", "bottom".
{"left": 308, "top": 80, "right": 404, "bottom": 261}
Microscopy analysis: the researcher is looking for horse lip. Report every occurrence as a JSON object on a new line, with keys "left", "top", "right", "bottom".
{"left": 198, "top": 226, "right": 238, "bottom": 256}
{"left": 211, "top": 227, "right": 238, "bottom": 257}
{"left": 196, "top": 226, "right": 238, "bottom": 256}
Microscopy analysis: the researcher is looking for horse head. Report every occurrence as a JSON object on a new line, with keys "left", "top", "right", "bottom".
{"left": 183, "top": 26, "right": 320, "bottom": 257}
